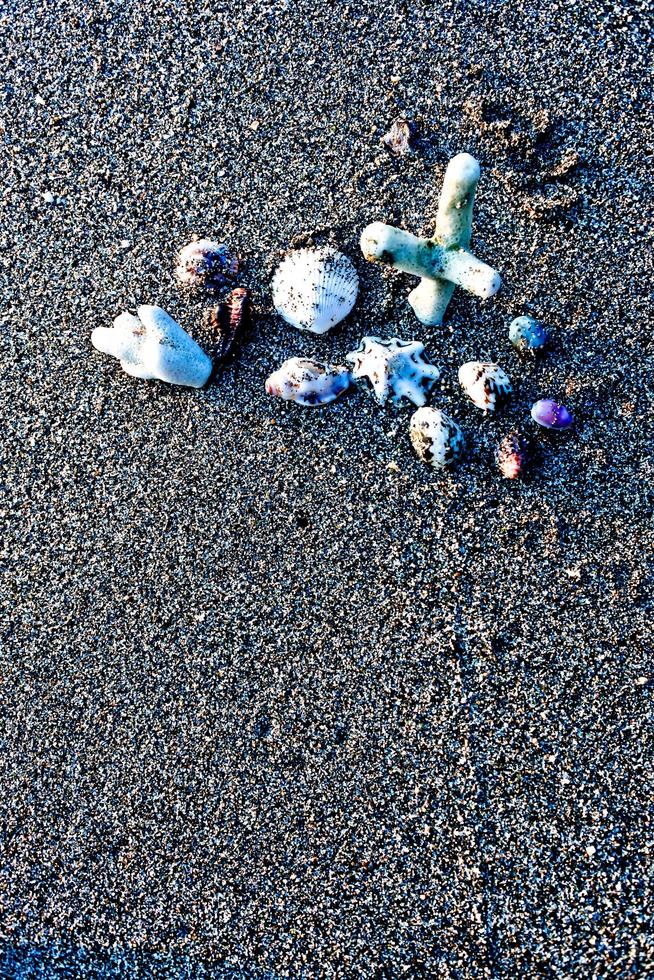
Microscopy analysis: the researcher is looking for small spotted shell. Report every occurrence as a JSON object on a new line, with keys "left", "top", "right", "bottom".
{"left": 458, "top": 361, "right": 512, "bottom": 413}
{"left": 509, "top": 316, "right": 548, "bottom": 355}
{"left": 265, "top": 357, "right": 351, "bottom": 406}
{"left": 496, "top": 432, "right": 530, "bottom": 479}
{"left": 409, "top": 407, "right": 465, "bottom": 470}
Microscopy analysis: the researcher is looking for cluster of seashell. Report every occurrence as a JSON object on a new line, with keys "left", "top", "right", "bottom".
{"left": 91, "top": 155, "right": 575, "bottom": 483}
{"left": 409, "top": 361, "right": 514, "bottom": 473}
{"left": 92, "top": 238, "right": 250, "bottom": 387}
{"left": 265, "top": 245, "right": 575, "bottom": 477}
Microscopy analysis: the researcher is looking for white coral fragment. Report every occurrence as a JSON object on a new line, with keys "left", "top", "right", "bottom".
{"left": 91, "top": 305, "right": 212, "bottom": 388}
{"left": 360, "top": 153, "right": 501, "bottom": 325}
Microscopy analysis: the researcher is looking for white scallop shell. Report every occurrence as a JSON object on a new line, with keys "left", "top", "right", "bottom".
{"left": 410, "top": 407, "right": 465, "bottom": 469}
{"left": 345, "top": 336, "right": 440, "bottom": 407}
{"left": 272, "top": 247, "right": 358, "bottom": 334}
{"left": 458, "top": 361, "right": 512, "bottom": 412}
{"left": 265, "top": 358, "right": 351, "bottom": 406}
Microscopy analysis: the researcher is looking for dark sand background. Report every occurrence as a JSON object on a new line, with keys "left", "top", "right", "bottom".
{"left": 2, "top": 0, "right": 653, "bottom": 976}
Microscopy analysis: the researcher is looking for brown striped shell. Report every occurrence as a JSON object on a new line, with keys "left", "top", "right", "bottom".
{"left": 204, "top": 287, "right": 250, "bottom": 365}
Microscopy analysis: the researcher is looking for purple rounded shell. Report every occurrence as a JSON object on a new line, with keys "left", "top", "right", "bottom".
{"left": 531, "top": 398, "right": 574, "bottom": 430}
{"left": 175, "top": 238, "right": 238, "bottom": 291}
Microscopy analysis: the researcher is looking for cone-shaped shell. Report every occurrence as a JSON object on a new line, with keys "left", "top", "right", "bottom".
{"left": 265, "top": 358, "right": 351, "bottom": 406}
{"left": 410, "top": 407, "right": 465, "bottom": 469}
{"left": 272, "top": 247, "right": 358, "bottom": 334}
{"left": 496, "top": 431, "right": 530, "bottom": 479}
{"left": 458, "top": 361, "right": 512, "bottom": 413}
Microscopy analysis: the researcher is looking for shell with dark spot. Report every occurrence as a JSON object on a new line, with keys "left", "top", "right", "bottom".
{"left": 458, "top": 361, "right": 512, "bottom": 413}
{"left": 266, "top": 358, "right": 351, "bottom": 406}
{"left": 409, "top": 407, "right": 465, "bottom": 470}
{"left": 497, "top": 432, "right": 530, "bottom": 479}
{"left": 509, "top": 316, "right": 548, "bottom": 355}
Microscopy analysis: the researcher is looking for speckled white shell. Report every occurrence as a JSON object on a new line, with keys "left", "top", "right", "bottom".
{"left": 345, "top": 337, "right": 440, "bottom": 406}
{"left": 91, "top": 305, "right": 212, "bottom": 388}
{"left": 265, "top": 357, "right": 351, "bottom": 406}
{"left": 458, "top": 361, "right": 512, "bottom": 412}
{"left": 272, "top": 247, "right": 359, "bottom": 334}
{"left": 410, "top": 407, "right": 465, "bottom": 469}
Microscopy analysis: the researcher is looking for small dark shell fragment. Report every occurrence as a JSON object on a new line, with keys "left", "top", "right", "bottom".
{"left": 381, "top": 117, "right": 415, "bottom": 156}
{"left": 205, "top": 287, "right": 250, "bottom": 365}
{"left": 176, "top": 239, "right": 239, "bottom": 292}
{"left": 496, "top": 431, "right": 530, "bottom": 479}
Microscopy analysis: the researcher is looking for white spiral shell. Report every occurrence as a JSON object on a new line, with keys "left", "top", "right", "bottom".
{"left": 272, "top": 247, "right": 359, "bottom": 334}
{"left": 410, "top": 407, "right": 465, "bottom": 469}
{"left": 458, "top": 361, "right": 512, "bottom": 413}
{"left": 265, "top": 358, "right": 351, "bottom": 406}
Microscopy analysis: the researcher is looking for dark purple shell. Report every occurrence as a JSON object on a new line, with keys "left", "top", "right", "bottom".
{"left": 531, "top": 398, "right": 574, "bottom": 430}
{"left": 175, "top": 238, "right": 239, "bottom": 292}
{"left": 496, "top": 432, "right": 530, "bottom": 479}
{"left": 205, "top": 287, "right": 250, "bottom": 365}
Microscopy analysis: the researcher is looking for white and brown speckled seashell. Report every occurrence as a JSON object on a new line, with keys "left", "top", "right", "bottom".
{"left": 409, "top": 407, "right": 465, "bottom": 469}
{"left": 265, "top": 357, "right": 351, "bottom": 407}
{"left": 458, "top": 361, "right": 512, "bottom": 413}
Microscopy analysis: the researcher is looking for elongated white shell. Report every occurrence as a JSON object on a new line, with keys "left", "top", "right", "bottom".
{"left": 458, "top": 361, "right": 512, "bottom": 412}
{"left": 410, "top": 407, "right": 465, "bottom": 469}
{"left": 265, "top": 357, "right": 351, "bottom": 406}
{"left": 345, "top": 336, "right": 440, "bottom": 407}
{"left": 92, "top": 305, "right": 212, "bottom": 388}
{"left": 272, "top": 247, "right": 358, "bottom": 334}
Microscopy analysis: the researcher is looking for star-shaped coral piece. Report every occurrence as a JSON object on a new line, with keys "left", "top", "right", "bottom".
{"left": 346, "top": 336, "right": 440, "bottom": 407}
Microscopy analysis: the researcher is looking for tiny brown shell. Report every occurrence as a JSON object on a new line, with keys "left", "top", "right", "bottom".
{"left": 381, "top": 117, "right": 415, "bottom": 155}
{"left": 205, "top": 287, "right": 250, "bottom": 365}
{"left": 496, "top": 431, "right": 530, "bottom": 479}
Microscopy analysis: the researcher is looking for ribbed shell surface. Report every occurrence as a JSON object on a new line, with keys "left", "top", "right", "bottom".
{"left": 272, "top": 247, "right": 358, "bottom": 334}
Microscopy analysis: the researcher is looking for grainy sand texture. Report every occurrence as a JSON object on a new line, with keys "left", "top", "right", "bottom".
{"left": 2, "top": 0, "right": 653, "bottom": 976}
